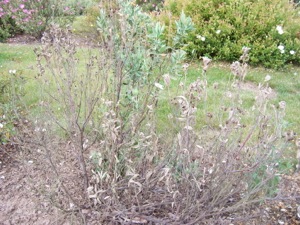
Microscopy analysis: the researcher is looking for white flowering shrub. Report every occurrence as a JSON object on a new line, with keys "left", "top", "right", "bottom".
{"left": 162, "top": 0, "right": 300, "bottom": 68}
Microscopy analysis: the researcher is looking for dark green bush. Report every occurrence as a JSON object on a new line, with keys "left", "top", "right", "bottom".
{"left": 0, "top": 0, "right": 94, "bottom": 39}
{"left": 161, "top": 0, "right": 300, "bottom": 68}
{"left": 0, "top": 16, "right": 22, "bottom": 42}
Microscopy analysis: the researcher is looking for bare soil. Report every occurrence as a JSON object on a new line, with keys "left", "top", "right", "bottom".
{"left": 6, "top": 33, "right": 97, "bottom": 46}
{"left": 0, "top": 145, "right": 65, "bottom": 225}
{"left": 1, "top": 142, "right": 300, "bottom": 224}
{"left": 6, "top": 34, "right": 40, "bottom": 45}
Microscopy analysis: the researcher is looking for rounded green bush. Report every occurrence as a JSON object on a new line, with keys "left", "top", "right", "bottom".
{"left": 0, "top": 16, "right": 22, "bottom": 42}
{"left": 162, "top": 0, "right": 300, "bottom": 68}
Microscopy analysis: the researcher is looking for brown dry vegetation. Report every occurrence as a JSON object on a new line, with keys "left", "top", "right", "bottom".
{"left": 1, "top": 3, "right": 300, "bottom": 224}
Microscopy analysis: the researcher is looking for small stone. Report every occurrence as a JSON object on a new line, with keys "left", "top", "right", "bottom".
{"left": 69, "top": 203, "right": 74, "bottom": 209}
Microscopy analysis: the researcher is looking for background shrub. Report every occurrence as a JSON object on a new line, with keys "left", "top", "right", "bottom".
{"left": 135, "top": 0, "right": 164, "bottom": 11}
{"left": 0, "top": 15, "right": 22, "bottom": 42}
{"left": 0, "top": 1, "right": 23, "bottom": 41}
{"left": 63, "top": 0, "right": 96, "bottom": 15}
{"left": 0, "top": 0, "right": 95, "bottom": 39}
{"left": 161, "top": 0, "right": 300, "bottom": 68}
{"left": 72, "top": 3, "right": 100, "bottom": 38}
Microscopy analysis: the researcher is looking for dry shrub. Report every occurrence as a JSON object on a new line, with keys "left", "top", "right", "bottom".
{"left": 18, "top": 0, "right": 288, "bottom": 223}
{"left": 87, "top": 50, "right": 285, "bottom": 224}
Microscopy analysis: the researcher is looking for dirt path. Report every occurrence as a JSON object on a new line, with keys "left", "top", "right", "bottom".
{"left": 0, "top": 146, "right": 64, "bottom": 225}
{"left": 1, "top": 144, "right": 300, "bottom": 224}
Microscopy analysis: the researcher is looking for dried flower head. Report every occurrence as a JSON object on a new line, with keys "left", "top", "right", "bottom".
{"left": 202, "top": 56, "right": 212, "bottom": 72}
{"left": 278, "top": 101, "right": 286, "bottom": 110}
{"left": 213, "top": 82, "right": 219, "bottom": 89}
{"left": 242, "top": 46, "right": 251, "bottom": 55}
{"left": 182, "top": 63, "right": 190, "bottom": 71}
{"left": 163, "top": 73, "right": 171, "bottom": 87}
{"left": 230, "top": 61, "right": 247, "bottom": 80}
{"left": 240, "top": 47, "right": 251, "bottom": 62}
{"left": 230, "top": 61, "right": 241, "bottom": 77}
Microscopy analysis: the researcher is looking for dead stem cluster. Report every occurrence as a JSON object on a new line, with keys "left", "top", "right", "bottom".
{"left": 15, "top": 1, "right": 289, "bottom": 224}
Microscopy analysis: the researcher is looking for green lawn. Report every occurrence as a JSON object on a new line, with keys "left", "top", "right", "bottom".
{"left": 156, "top": 61, "right": 300, "bottom": 136}
{"left": 1, "top": 43, "right": 299, "bottom": 137}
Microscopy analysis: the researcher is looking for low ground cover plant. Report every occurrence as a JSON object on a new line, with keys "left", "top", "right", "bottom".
{"left": 160, "top": 0, "right": 300, "bottom": 68}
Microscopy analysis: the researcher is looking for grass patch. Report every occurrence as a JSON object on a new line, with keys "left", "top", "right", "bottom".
{"left": 247, "top": 66, "right": 300, "bottom": 134}
{"left": 1, "top": 44, "right": 300, "bottom": 134}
